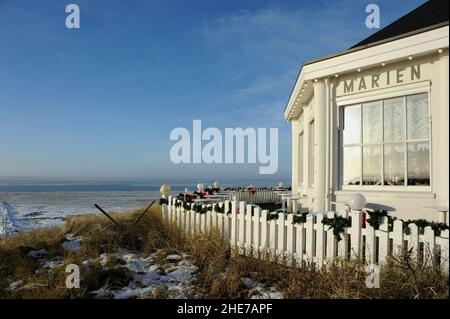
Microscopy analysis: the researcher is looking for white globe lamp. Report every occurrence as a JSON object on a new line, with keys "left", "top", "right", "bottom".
{"left": 348, "top": 193, "right": 366, "bottom": 211}
{"left": 213, "top": 181, "right": 220, "bottom": 189}
{"left": 160, "top": 183, "right": 171, "bottom": 199}
{"left": 197, "top": 183, "right": 204, "bottom": 192}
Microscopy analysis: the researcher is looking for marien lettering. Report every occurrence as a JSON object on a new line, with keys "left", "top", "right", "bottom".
{"left": 343, "top": 64, "right": 421, "bottom": 93}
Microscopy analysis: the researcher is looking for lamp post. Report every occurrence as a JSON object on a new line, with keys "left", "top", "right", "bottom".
{"left": 213, "top": 180, "right": 220, "bottom": 191}
{"left": 160, "top": 183, "right": 171, "bottom": 199}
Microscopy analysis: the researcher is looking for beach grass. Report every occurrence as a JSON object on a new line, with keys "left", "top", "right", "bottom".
{"left": 0, "top": 204, "right": 448, "bottom": 299}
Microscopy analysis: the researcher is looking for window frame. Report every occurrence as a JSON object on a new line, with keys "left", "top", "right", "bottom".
{"left": 339, "top": 89, "right": 432, "bottom": 192}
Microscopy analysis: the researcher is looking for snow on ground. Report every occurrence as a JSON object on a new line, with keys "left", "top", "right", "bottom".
{"left": 26, "top": 248, "right": 48, "bottom": 259}
{"left": 241, "top": 277, "right": 284, "bottom": 299}
{"left": 61, "top": 234, "right": 82, "bottom": 252}
{"left": 91, "top": 250, "right": 198, "bottom": 299}
{"left": 1, "top": 202, "right": 21, "bottom": 237}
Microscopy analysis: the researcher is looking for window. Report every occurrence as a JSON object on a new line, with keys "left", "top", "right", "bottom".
{"left": 308, "top": 121, "right": 315, "bottom": 188}
{"left": 299, "top": 132, "right": 304, "bottom": 185}
{"left": 341, "top": 93, "right": 430, "bottom": 188}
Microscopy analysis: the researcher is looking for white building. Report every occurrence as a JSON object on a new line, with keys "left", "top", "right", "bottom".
{"left": 285, "top": 0, "right": 449, "bottom": 221}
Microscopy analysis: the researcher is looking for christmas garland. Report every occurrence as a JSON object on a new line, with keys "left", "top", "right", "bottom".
{"left": 322, "top": 216, "right": 351, "bottom": 241}
{"left": 292, "top": 212, "right": 308, "bottom": 224}
{"left": 402, "top": 219, "right": 449, "bottom": 236}
{"left": 366, "top": 210, "right": 396, "bottom": 231}
{"left": 365, "top": 209, "right": 449, "bottom": 236}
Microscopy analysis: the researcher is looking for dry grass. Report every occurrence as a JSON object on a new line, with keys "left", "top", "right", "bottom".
{"left": 0, "top": 205, "right": 448, "bottom": 299}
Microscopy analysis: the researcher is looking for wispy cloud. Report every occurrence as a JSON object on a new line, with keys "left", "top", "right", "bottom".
{"left": 200, "top": 3, "right": 367, "bottom": 67}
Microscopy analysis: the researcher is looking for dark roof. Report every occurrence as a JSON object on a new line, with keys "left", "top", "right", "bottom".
{"left": 351, "top": 0, "right": 449, "bottom": 49}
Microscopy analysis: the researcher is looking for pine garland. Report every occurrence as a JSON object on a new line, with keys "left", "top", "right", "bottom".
{"left": 366, "top": 210, "right": 396, "bottom": 231}
{"left": 322, "top": 216, "right": 351, "bottom": 241}
{"left": 292, "top": 212, "right": 308, "bottom": 224}
{"left": 403, "top": 219, "right": 449, "bottom": 236}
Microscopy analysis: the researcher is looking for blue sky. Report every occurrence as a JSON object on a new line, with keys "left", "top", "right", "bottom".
{"left": 0, "top": 0, "right": 425, "bottom": 181}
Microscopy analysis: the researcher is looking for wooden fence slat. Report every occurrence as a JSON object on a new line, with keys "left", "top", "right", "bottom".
{"left": 253, "top": 207, "right": 261, "bottom": 252}
{"left": 337, "top": 211, "right": 349, "bottom": 259}
{"left": 246, "top": 204, "right": 253, "bottom": 252}
{"left": 305, "top": 214, "right": 314, "bottom": 263}
{"left": 277, "top": 214, "right": 286, "bottom": 256}
{"left": 392, "top": 219, "right": 404, "bottom": 257}
{"left": 295, "top": 223, "right": 304, "bottom": 265}
{"left": 261, "top": 210, "right": 268, "bottom": 251}
{"left": 286, "top": 214, "right": 294, "bottom": 259}
{"left": 365, "top": 223, "right": 376, "bottom": 265}
{"left": 238, "top": 201, "right": 247, "bottom": 252}
{"left": 350, "top": 210, "right": 362, "bottom": 259}
{"left": 422, "top": 226, "right": 435, "bottom": 267}
{"left": 408, "top": 223, "right": 420, "bottom": 263}
{"left": 269, "top": 219, "right": 277, "bottom": 256}
{"left": 315, "top": 213, "right": 325, "bottom": 268}
{"left": 439, "top": 230, "right": 449, "bottom": 272}
{"left": 326, "top": 211, "right": 336, "bottom": 261}
{"left": 378, "top": 216, "right": 390, "bottom": 264}
{"left": 230, "top": 199, "right": 238, "bottom": 247}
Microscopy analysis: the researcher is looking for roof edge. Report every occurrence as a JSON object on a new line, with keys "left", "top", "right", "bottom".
{"left": 303, "top": 21, "right": 449, "bottom": 67}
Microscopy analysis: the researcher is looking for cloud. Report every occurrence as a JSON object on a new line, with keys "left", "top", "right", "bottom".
{"left": 200, "top": 3, "right": 367, "bottom": 67}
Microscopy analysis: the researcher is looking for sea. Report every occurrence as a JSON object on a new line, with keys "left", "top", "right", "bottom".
{"left": 0, "top": 178, "right": 289, "bottom": 233}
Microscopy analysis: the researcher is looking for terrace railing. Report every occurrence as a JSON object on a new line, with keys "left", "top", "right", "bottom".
{"left": 223, "top": 188, "right": 283, "bottom": 204}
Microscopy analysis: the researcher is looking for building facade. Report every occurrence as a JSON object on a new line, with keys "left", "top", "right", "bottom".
{"left": 285, "top": 1, "right": 449, "bottom": 220}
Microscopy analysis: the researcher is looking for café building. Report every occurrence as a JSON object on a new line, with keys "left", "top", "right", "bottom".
{"left": 284, "top": 1, "right": 449, "bottom": 220}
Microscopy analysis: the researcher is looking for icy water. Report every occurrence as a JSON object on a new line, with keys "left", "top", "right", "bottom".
{"left": 0, "top": 179, "right": 288, "bottom": 232}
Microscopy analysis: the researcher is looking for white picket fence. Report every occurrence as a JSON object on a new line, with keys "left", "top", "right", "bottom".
{"left": 162, "top": 197, "right": 449, "bottom": 272}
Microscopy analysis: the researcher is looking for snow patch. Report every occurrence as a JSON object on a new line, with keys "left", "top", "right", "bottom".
{"left": 61, "top": 234, "right": 82, "bottom": 252}
{"left": 90, "top": 250, "right": 197, "bottom": 299}
{"left": 241, "top": 277, "right": 284, "bottom": 299}
{"left": 27, "top": 248, "right": 48, "bottom": 259}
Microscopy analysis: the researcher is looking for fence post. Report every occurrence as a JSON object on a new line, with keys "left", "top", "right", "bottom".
{"left": 439, "top": 229, "right": 449, "bottom": 273}
{"left": 162, "top": 204, "right": 168, "bottom": 223}
{"left": 326, "top": 211, "right": 336, "bottom": 261}
{"left": 350, "top": 210, "right": 362, "bottom": 259}
{"left": 277, "top": 213, "right": 286, "bottom": 256}
{"left": 408, "top": 223, "right": 420, "bottom": 263}
{"left": 230, "top": 198, "right": 238, "bottom": 247}
{"left": 392, "top": 219, "right": 404, "bottom": 257}
{"left": 315, "top": 213, "right": 325, "bottom": 268}
{"left": 365, "top": 222, "right": 376, "bottom": 265}
{"left": 185, "top": 206, "right": 190, "bottom": 234}
{"left": 261, "top": 210, "right": 269, "bottom": 252}
{"left": 246, "top": 204, "right": 253, "bottom": 253}
{"left": 305, "top": 214, "right": 314, "bottom": 264}
{"left": 190, "top": 210, "right": 196, "bottom": 235}
{"left": 253, "top": 206, "right": 261, "bottom": 253}
{"left": 286, "top": 214, "right": 294, "bottom": 262}
{"left": 337, "top": 211, "right": 349, "bottom": 259}
{"left": 269, "top": 218, "right": 277, "bottom": 257}
{"left": 378, "top": 216, "right": 390, "bottom": 264}
{"left": 238, "top": 201, "right": 247, "bottom": 253}
{"left": 422, "top": 226, "right": 435, "bottom": 267}
{"left": 295, "top": 223, "right": 304, "bottom": 265}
